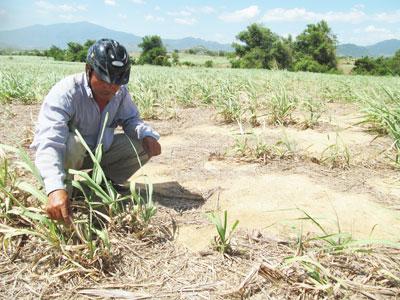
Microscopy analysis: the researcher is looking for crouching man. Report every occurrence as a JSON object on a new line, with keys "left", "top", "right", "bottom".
{"left": 31, "top": 39, "right": 161, "bottom": 224}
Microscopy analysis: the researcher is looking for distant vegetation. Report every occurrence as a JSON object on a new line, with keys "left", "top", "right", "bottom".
{"left": 183, "top": 45, "right": 228, "bottom": 57}
{"left": 231, "top": 21, "right": 338, "bottom": 73}
{"left": 352, "top": 50, "right": 400, "bottom": 76}
{"left": 40, "top": 40, "right": 95, "bottom": 62}
{"left": 0, "top": 40, "right": 97, "bottom": 62}
{"left": 2, "top": 20, "right": 400, "bottom": 76}
{"left": 137, "top": 35, "right": 170, "bottom": 66}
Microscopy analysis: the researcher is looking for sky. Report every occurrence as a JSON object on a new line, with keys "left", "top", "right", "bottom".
{"left": 0, "top": 1, "right": 399, "bottom": 46}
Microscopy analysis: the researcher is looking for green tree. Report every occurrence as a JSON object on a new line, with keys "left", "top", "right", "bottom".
{"left": 294, "top": 20, "right": 337, "bottom": 71}
{"left": 272, "top": 38, "right": 293, "bottom": 69}
{"left": 65, "top": 42, "right": 84, "bottom": 62}
{"left": 389, "top": 50, "right": 400, "bottom": 75}
{"left": 352, "top": 56, "right": 393, "bottom": 76}
{"left": 172, "top": 50, "right": 179, "bottom": 65}
{"left": 352, "top": 57, "right": 377, "bottom": 74}
{"left": 231, "top": 23, "right": 293, "bottom": 69}
{"left": 44, "top": 40, "right": 94, "bottom": 62}
{"left": 138, "top": 35, "right": 170, "bottom": 66}
{"left": 45, "top": 45, "right": 65, "bottom": 61}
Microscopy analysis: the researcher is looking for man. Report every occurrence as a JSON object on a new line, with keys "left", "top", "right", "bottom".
{"left": 31, "top": 39, "right": 161, "bottom": 224}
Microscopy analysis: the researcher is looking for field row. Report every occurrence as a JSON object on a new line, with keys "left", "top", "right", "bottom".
{"left": 1, "top": 56, "right": 399, "bottom": 106}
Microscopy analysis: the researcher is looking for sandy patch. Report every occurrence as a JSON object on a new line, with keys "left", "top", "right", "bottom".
{"left": 174, "top": 163, "right": 400, "bottom": 251}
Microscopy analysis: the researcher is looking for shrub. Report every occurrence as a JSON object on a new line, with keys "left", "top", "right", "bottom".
{"left": 181, "top": 61, "right": 196, "bottom": 67}
{"left": 204, "top": 60, "right": 213, "bottom": 68}
{"left": 293, "top": 56, "right": 330, "bottom": 73}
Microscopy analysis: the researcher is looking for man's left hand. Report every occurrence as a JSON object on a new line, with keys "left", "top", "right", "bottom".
{"left": 143, "top": 136, "right": 161, "bottom": 158}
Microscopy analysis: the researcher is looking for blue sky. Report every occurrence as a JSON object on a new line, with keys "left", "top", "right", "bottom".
{"left": 0, "top": 1, "right": 399, "bottom": 45}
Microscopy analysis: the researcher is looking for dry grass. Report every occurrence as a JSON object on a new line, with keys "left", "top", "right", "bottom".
{"left": 1, "top": 203, "right": 399, "bottom": 299}
{"left": 1, "top": 57, "right": 400, "bottom": 299}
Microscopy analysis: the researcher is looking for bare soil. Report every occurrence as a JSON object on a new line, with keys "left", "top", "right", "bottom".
{"left": 141, "top": 104, "right": 400, "bottom": 252}
{"left": 1, "top": 102, "right": 400, "bottom": 299}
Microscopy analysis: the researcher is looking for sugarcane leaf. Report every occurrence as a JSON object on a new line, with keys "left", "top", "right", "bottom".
{"left": 16, "top": 181, "right": 47, "bottom": 205}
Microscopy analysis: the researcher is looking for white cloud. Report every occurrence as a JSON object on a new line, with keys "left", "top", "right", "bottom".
{"left": 365, "top": 25, "right": 390, "bottom": 34}
{"left": 131, "top": 0, "right": 145, "bottom": 4}
{"left": 214, "top": 33, "right": 230, "bottom": 43}
{"left": 374, "top": 10, "right": 400, "bottom": 23}
{"left": 261, "top": 7, "right": 400, "bottom": 25}
{"left": 219, "top": 5, "right": 259, "bottom": 23}
{"left": 349, "top": 25, "right": 399, "bottom": 44}
{"left": 174, "top": 17, "right": 197, "bottom": 25}
{"left": 183, "top": 6, "right": 196, "bottom": 14}
{"left": 0, "top": 9, "right": 6, "bottom": 16}
{"left": 154, "top": 6, "right": 160, "bottom": 11}
{"left": 35, "top": 1, "right": 87, "bottom": 13}
{"left": 199, "top": 6, "right": 215, "bottom": 14}
{"left": 58, "top": 4, "right": 84, "bottom": 12}
{"left": 118, "top": 13, "right": 127, "bottom": 19}
{"left": 35, "top": 0, "right": 54, "bottom": 12}
{"left": 168, "top": 6, "right": 215, "bottom": 18}
{"left": 145, "top": 14, "right": 164, "bottom": 22}
{"left": 167, "top": 10, "right": 192, "bottom": 17}
{"left": 262, "top": 7, "right": 366, "bottom": 23}
{"left": 104, "top": 0, "right": 116, "bottom": 6}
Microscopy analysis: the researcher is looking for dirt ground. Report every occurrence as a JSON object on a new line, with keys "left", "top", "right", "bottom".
{"left": 1, "top": 102, "right": 400, "bottom": 298}
{"left": 141, "top": 104, "right": 400, "bottom": 251}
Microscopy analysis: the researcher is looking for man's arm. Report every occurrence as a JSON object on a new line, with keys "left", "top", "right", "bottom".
{"left": 31, "top": 88, "right": 73, "bottom": 222}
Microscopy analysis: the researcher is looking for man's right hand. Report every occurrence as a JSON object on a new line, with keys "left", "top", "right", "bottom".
{"left": 46, "top": 189, "right": 71, "bottom": 224}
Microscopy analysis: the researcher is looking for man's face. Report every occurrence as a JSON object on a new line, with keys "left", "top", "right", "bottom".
{"left": 89, "top": 70, "right": 121, "bottom": 101}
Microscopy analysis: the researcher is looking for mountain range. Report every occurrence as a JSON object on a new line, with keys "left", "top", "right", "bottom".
{"left": 0, "top": 22, "right": 232, "bottom": 52}
{"left": 337, "top": 40, "right": 400, "bottom": 57}
{"left": 0, "top": 22, "right": 399, "bottom": 57}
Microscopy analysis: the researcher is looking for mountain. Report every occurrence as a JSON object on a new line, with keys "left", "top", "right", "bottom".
{"left": 337, "top": 44, "right": 370, "bottom": 58}
{"left": 0, "top": 22, "right": 141, "bottom": 50}
{"left": 337, "top": 39, "right": 400, "bottom": 58}
{"left": 2, "top": 22, "right": 398, "bottom": 56}
{"left": 367, "top": 39, "right": 400, "bottom": 57}
{"left": 0, "top": 22, "right": 232, "bottom": 52}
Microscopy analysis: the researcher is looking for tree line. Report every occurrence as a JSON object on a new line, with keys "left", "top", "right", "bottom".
{"left": 3, "top": 20, "right": 399, "bottom": 76}
{"left": 230, "top": 21, "right": 337, "bottom": 73}
{"left": 352, "top": 51, "right": 400, "bottom": 76}
{"left": 43, "top": 40, "right": 96, "bottom": 62}
{"left": 40, "top": 21, "right": 340, "bottom": 73}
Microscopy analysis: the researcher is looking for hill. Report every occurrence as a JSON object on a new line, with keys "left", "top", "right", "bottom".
{"left": 0, "top": 22, "right": 232, "bottom": 52}
{"left": 337, "top": 39, "right": 400, "bottom": 57}
{"left": 1, "top": 22, "right": 398, "bottom": 57}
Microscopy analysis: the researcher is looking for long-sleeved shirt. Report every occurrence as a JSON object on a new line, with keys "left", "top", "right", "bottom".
{"left": 31, "top": 72, "right": 159, "bottom": 195}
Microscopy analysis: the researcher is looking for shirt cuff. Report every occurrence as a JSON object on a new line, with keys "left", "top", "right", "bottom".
{"left": 136, "top": 124, "right": 160, "bottom": 140}
{"left": 142, "top": 131, "right": 160, "bottom": 141}
{"left": 44, "top": 177, "right": 66, "bottom": 195}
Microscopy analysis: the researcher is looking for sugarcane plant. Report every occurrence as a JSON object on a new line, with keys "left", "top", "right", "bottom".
{"left": 0, "top": 112, "right": 157, "bottom": 262}
{"left": 0, "top": 149, "right": 15, "bottom": 214}
{"left": 207, "top": 210, "right": 239, "bottom": 254}
{"left": 360, "top": 87, "right": 400, "bottom": 163}
{"left": 68, "top": 113, "right": 157, "bottom": 254}
{"left": 0, "top": 144, "right": 70, "bottom": 257}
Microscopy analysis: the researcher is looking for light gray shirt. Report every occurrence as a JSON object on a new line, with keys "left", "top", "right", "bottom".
{"left": 31, "top": 72, "right": 159, "bottom": 194}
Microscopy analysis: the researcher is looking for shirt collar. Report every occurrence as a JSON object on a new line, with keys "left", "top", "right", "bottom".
{"left": 83, "top": 72, "right": 94, "bottom": 99}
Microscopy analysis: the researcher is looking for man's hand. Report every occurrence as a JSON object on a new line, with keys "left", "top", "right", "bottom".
{"left": 143, "top": 136, "right": 161, "bottom": 158}
{"left": 46, "top": 189, "right": 71, "bottom": 224}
